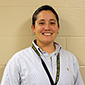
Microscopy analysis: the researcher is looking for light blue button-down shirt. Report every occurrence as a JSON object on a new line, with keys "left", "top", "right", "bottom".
{"left": 1, "top": 40, "right": 84, "bottom": 85}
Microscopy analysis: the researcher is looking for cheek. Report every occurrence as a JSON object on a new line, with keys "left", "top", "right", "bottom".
{"left": 34, "top": 28, "right": 41, "bottom": 35}
{"left": 36, "top": 27, "right": 44, "bottom": 33}
{"left": 52, "top": 27, "right": 58, "bottom": 32}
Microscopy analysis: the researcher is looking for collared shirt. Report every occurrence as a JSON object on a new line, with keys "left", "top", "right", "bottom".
{"left": 1, "top": 40, "right": 84, "bottom": 85}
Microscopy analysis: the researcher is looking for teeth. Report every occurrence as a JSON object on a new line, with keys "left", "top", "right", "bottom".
{"left": 43, "top": 33, "right": 52, "bottom": 35}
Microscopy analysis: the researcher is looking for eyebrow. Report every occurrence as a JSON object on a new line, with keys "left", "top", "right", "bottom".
{"left": 50, "top": 19, "right": 56, "bottom": 22}
{"left": 39, "top": 19, "right": 45, "bottom": 21}
{"left": 39, "top": 19, "right": 56, "bottom": 22}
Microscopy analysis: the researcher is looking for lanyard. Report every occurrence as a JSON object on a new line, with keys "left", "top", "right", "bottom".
{"left": 32, "top": 44, "right": 60, "bottom": 85}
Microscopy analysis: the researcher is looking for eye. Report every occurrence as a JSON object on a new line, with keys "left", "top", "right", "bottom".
{"left": 50, "top": 22, "right": 56, "bottom": 25}
{"left": 39, "top": 22, "right": 45, "bottom": 25}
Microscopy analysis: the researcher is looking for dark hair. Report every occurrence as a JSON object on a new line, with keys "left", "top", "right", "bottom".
{"left": 32, "top": 5, "right": 59, "bottom": 27}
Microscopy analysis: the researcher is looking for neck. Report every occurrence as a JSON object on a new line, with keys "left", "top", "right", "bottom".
{"left": 36, "top": 40, "right": 55, "bottom": 53}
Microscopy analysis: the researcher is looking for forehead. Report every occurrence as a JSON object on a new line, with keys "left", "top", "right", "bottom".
{"left": 36, "top": 10, "right": 56, "bottom": 21}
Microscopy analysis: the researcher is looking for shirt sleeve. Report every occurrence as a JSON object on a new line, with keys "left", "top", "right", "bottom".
{"left": 74, "top": 58, "right": 84, "bottom": 85}
{"left": 1, "top": 54, "right": 21, "bottom": 85}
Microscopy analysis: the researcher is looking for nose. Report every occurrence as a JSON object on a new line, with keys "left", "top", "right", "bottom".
{"left": 44, "top": 23, "right": 50, "bottom": 31}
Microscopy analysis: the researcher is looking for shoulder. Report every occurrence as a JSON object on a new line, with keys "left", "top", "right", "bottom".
{"left": 7, "top": 46, "right": 33, "bottom": 65}
{"left": 60, "top": 48, "right": 78, "bottom": 64}
{"left": 4, "top": 46, "right": 33, "bottom": 72}
{"left": 12, "top": 46, "right": 32, "bottom": 59}
{"left": 60, "top": 48, "right": 75, "bottom": 58}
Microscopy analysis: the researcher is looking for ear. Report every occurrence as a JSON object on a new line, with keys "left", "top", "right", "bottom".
{"left": 31, "top": 24, "right": 35, "bottom": 34}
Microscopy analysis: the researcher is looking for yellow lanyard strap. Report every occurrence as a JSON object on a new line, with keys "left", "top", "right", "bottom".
{"left": 32, "top": 44, "right": 60, "bottom": 85}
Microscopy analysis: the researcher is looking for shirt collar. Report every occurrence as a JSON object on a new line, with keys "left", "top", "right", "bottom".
{"left": 54, "top": 42, "right": 61, "bottom": 54}
{"left": 32, "top": 40, "right": 43, "bottom": 56}
{"left": 32, "top": 39, "right": 61, "bottom": 56}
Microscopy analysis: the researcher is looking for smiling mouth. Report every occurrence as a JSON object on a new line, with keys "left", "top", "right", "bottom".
{"left": 42, "top": 33, "right": 53, "bottom": 35}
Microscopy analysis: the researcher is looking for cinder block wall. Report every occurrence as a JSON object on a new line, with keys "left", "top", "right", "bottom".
{"left": 0, "top": 0, "right": 85, "bottom": 84}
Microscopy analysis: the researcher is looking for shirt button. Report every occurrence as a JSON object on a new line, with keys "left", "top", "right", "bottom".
{"left": 54, "top": 72, "right": 56, "bottom": 74}
{"left": 48, "top": 60, "right": 50, "bottom": 62}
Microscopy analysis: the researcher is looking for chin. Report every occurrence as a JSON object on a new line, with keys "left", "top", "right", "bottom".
{"left": 43, "top": 40, "right": 54, "bottom": 44}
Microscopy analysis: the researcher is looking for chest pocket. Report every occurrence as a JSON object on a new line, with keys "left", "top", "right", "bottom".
{"left": 59, "top": 67, "right": 75, "bottom": 85}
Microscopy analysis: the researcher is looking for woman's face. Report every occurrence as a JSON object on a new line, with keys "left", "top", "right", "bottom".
{"left": 31, "top": 10, "right": 60, "bottom": 45}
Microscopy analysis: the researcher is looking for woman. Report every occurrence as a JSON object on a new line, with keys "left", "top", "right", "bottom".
{"left": 1, "top": 5, "right": 84, "bottom": 85}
